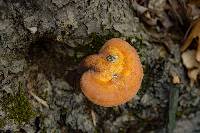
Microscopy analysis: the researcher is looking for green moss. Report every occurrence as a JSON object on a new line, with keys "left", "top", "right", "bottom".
{"left": 94, "top": 128, "right": 100, "bottom": 133}
{"left": 1, "top": 82, "right": 35, "bottom": 124}
{"left": 40, "top": 127, "right": 47, "bottom": 133}
{"left": 119, "top": 128, "right": 126, "bottom": 133}
{"left": 0, "top": 118, "right": 5, "bottom": 128}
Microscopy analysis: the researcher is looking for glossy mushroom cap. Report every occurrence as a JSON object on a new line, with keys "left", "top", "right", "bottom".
{"left": 80, "top": 38, "right": 143, "bottom": 107}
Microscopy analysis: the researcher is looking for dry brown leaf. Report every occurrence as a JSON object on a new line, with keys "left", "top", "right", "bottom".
{"left": 196, "top": 39, "right": 200, "bottom": 62}
{"left": 181, "top": 50, "right": 199, "bottom": 69}
{"left": 181, "top": 50, "right": 200, "bottom": 86}
{"left": 188, "top": 68, "right": 200, "bottom": 86}
{"left": 148, "top": 0, "right": 173, "bottom": 28}
{"left": 184, "top": 0, "right": 200, "bottom": 21}
{"left": 187, "top": 4, "right": 200, "bottom": 19}
{"left": 131, "top": 0, "right": 148, "bottom": 14}
{"left": 188, "top": 0, "right": 200, "bottom": 7}
{"left": 131, "top": 0, "right": 173, "bottom": 28}
{"left": 181, "top": 19, "right": 200, "bottom": 51}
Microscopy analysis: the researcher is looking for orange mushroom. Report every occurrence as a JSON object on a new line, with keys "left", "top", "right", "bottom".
{"left": 80, "top": 38, "right": 143, "bottom": 107}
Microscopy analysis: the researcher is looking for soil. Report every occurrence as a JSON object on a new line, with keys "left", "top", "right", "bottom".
{"left": 0, "top": 0, "right": 200, "bottom": 133}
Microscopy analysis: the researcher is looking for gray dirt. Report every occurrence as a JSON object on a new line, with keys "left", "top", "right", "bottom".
{"left": 0, "top": 0, "right": 200, "bottom": 133}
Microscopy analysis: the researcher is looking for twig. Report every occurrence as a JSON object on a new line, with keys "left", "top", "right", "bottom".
{"left": 91, "top": 110, "right": 97, "bottom": 127}
{"left": 29, "top": 91, "right": 49, "bottom": 108}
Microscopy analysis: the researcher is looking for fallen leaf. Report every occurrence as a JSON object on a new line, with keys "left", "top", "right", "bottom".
{"left": 187, "top": 4, "right": 200, "bottom": 19}
{"left": 188, "top": 68, "right": 200, "bottom": 86}
{"left": 181, "top": 19, "right": 200, "bottom": 52}
{"left": 181, "top": 50, "right": 199, "bottom": 69}
{"left": 181, "top": 50, "right": 200, "bottom": 86}
{"left": 196, "top": 39, "right": 200, "bottom": 62}
{"left": 188, "top": 0, "right": 200, "bottom": 7}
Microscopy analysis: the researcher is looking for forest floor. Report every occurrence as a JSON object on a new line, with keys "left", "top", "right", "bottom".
{"left": 0, "top": 0, "right": 200, "bottom": 133}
